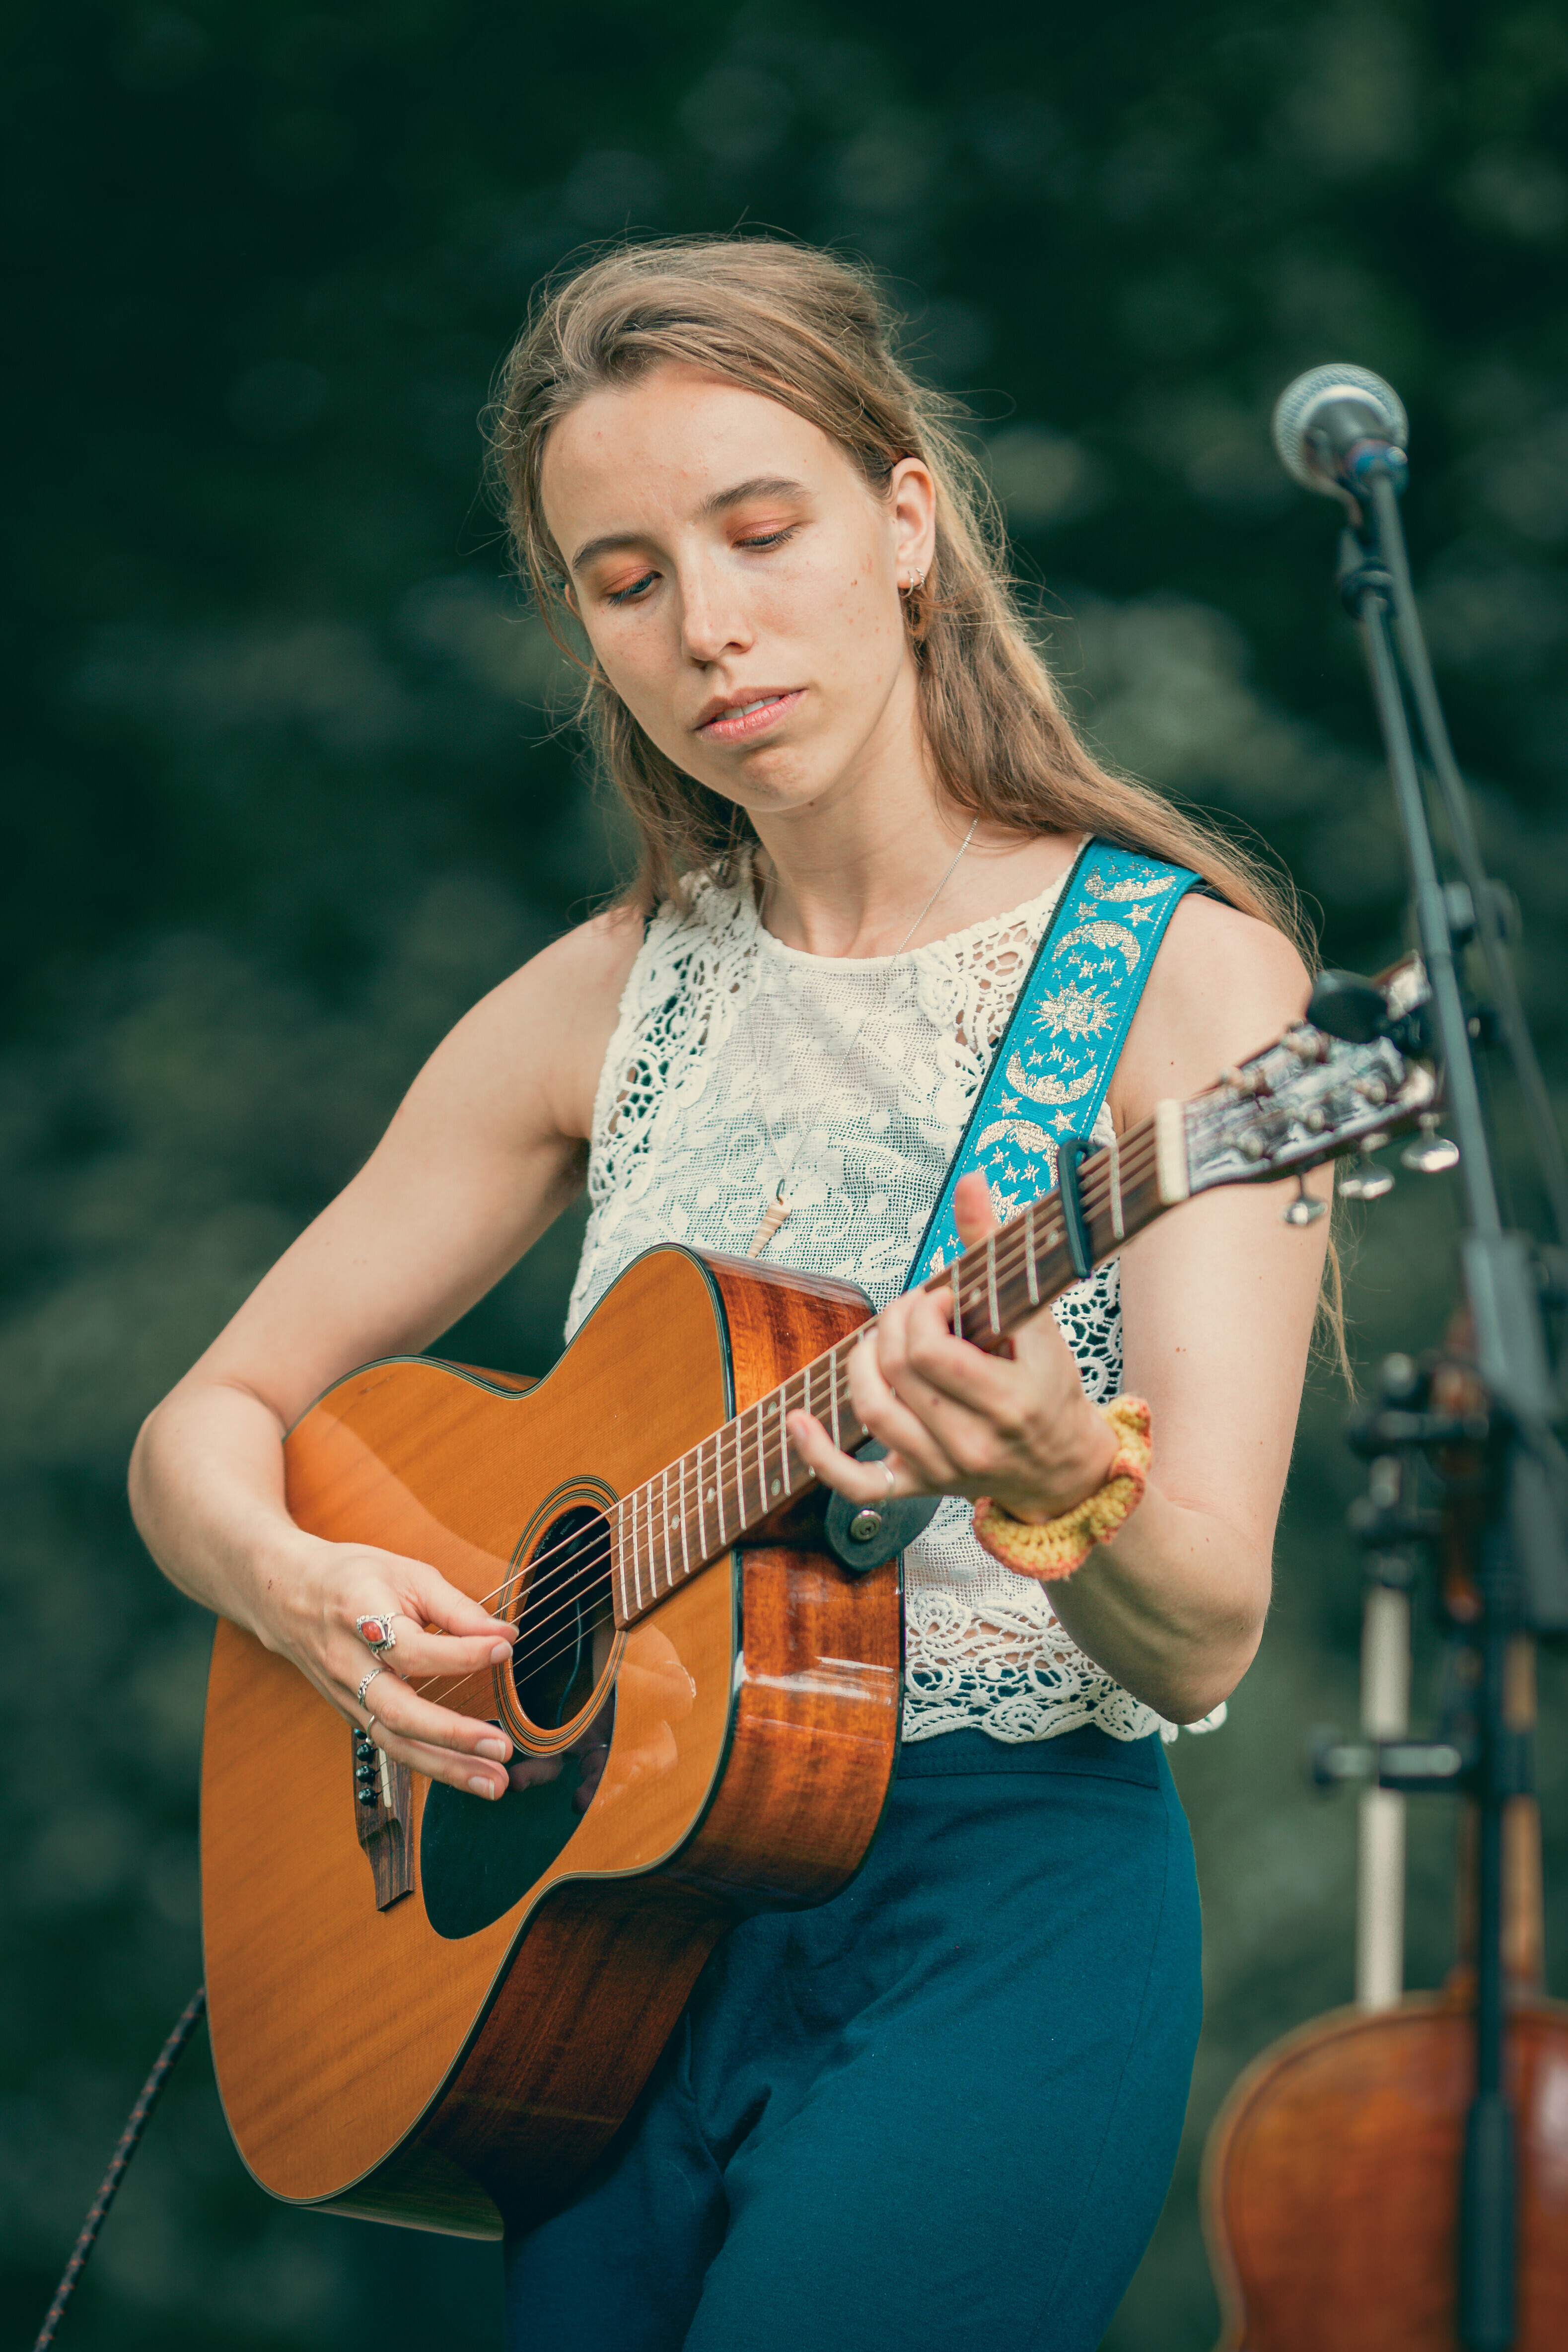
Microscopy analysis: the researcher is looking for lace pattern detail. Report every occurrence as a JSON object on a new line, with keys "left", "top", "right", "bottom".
{"left": 567, "top": 861, "right": 1212, "bottom": 1747}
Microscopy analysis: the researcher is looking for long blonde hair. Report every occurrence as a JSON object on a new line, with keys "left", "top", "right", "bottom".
{"left": 489, "top": 235, "right": 1310, "bottom": 954}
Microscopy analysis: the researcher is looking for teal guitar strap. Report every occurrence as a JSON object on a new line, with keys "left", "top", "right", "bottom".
{"left": 823, "top": 837, "right": 1201, "bottom": 1572}
{"left": 907, "top": 838, "right": 1201, "bottom": 1285}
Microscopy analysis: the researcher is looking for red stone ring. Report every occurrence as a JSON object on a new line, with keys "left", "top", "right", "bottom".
{"left": 355, "top": 1612, "right": 399, "bottom": 1657}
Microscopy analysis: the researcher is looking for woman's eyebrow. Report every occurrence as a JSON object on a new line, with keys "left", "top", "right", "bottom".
{"left": 697, "top": 474, "right": 807, "bottom": 520}
{"left": 569, "top": 478, "right": 808, "bottom": 574}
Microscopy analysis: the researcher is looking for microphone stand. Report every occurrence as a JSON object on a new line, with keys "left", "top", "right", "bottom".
{"left": 1320, "top": 467, "right": 1568, "bottom": 2352}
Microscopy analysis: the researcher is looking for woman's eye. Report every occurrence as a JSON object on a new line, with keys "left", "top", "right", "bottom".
{"left": 737, "top": 526, "right": 796, "bottom": 551}
{"left": 606, "top": 570, "right": 657, "bottom": 606}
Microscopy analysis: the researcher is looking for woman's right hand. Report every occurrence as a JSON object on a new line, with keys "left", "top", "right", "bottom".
{"left": 256, "top": 1530, "right": 520, "bottom": 1798}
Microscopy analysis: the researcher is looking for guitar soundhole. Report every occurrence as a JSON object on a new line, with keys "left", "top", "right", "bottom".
{"left": 420, "top": 1500, "right": 616, "bottom": 1942}
{"left": 504, "top": 1502, "right": 615, "bottom": 1738}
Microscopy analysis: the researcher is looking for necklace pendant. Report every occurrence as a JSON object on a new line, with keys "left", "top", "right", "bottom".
{"left": 747, "top": 1189, "right": 792, "bottom": 1258}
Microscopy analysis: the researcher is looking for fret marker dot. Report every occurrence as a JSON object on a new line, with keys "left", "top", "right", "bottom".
{"left": 770, "top": 1478, "right": 781, "bottom": 1497}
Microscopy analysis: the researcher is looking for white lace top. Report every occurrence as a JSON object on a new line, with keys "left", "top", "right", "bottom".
{"left": 567, "top": 859, "right": 1221, "bottom": 1747}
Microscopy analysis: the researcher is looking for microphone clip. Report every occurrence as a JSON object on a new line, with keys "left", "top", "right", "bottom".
{"left": 1335, "top": 526, "right": 1394, "bottom": 620}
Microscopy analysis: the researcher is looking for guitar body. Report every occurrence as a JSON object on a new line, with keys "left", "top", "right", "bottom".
{"left": 200, "top": 1246, "right": 901, "bottom": 2239}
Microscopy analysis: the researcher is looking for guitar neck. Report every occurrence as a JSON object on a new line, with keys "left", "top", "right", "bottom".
{"left": 606, "top": 968, "right": 1437, "bottom": 1627}
{"left": 608, "top": 1104, "right": 1187, "bottom": 1629}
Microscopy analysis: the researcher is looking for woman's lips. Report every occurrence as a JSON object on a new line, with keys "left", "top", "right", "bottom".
{"left": 697, "top": 690, "right": 804, "bottom": 742}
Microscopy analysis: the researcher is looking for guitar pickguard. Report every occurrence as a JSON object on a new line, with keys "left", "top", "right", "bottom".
{"left": 421, "top": 1762, "right": 586, "bottom": 1940}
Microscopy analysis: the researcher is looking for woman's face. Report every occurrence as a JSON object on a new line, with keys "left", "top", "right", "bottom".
{"left": 539, "top": 362, "right": 935, "bottom": 824}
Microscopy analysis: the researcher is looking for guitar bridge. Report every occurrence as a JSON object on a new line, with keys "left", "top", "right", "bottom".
{"left": 351, "top": 1725, "right": 414, "bottom": 1909}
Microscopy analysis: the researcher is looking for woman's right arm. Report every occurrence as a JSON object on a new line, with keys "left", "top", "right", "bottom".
{"left": 129, "top": 905, "right": 644, "bottom": 1798}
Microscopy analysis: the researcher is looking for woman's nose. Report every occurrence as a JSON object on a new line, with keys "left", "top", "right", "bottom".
{"left": 679, "top": 563, "right": 754, "bottom": 664}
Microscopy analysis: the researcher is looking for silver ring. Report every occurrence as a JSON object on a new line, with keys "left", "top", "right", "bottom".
{"left": 356, "top": 1664, "right": 385, "bottom": 1710}
{"left": 882, "top": 1459, "right": 897, "bottom": 1496}
{"left": 356, "top": 1611, "right": 398, "bottom": 1656}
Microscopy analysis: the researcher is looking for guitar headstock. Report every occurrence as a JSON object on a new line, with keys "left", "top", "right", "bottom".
{"left": 1184, "top": 955, "right": 1440, "bottom": 1196}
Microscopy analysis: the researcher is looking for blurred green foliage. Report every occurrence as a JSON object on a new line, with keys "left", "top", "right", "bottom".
{"left": 3, "top": 1, "right": 1567, "bottom": 2346}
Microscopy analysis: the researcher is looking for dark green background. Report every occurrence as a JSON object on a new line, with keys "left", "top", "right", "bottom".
{"left": 4, "top": 2, "right": 1566, "bottom": 2345}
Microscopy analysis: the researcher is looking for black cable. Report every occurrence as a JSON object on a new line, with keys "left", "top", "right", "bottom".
{"left": 33, "top": 1985, "right": 208, "bottom": 2351}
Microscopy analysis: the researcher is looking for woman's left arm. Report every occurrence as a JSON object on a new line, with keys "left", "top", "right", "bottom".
{"left": 788, "top": 898, "right": 1329, "bottom": 1725}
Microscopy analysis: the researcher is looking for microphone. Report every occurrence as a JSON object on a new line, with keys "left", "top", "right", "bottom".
{"left": 1272, "top": 362, "right": 1409, "bottom": 499}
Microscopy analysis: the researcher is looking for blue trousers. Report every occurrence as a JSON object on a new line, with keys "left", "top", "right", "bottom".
{"left": 503, "top": 1726, "right": 1202, "bottom": 2352}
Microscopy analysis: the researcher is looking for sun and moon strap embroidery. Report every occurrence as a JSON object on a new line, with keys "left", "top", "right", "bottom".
{"left": 908, "top": 839, "right": 1200, "bottom": 1288}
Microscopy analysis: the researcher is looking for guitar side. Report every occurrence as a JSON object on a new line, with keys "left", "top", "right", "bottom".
{"left": 200, "top": 1246, "right": 901, "bottom": 2237}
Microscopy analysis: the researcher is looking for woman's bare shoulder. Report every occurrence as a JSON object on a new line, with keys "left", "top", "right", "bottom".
{"left": 505, "top": 898, "right": 648, "bottom": 1027}
{"left": 1112, "top": 895, "right": 1310, "bottom": 1125}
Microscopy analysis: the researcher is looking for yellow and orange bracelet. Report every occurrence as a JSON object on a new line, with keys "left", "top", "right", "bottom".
{"left": 971, "top": 1396, "right": 1152, "bottom": 1582}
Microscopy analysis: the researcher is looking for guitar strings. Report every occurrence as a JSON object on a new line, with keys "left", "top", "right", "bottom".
{"left": 409, "top": 1129, "right": 1163, "bottom": 1709}
{"left": 421, "top": 1099, "right": 1186, "bottom": 1698}
{"left": 401, "top": 1130, "right": 1164, "bottom": 1718}
{"left": 408, "top": 1128, "right": 1160, "bottom": 1705}
{"left": 408, "top": 1127, "right": 1164, "bottom": 1712}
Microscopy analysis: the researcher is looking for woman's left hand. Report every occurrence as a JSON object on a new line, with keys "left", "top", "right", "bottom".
{"left": 786, "top": 1173, "right": 1117, "bottom": 1526}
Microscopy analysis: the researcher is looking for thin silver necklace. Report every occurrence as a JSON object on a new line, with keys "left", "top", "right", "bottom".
{"left": 745, "top": 817, "right": 980, "bottom": 1258}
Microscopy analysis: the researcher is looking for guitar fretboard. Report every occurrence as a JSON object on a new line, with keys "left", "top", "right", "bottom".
{"left": 607, "top": 1103, "right": 1187, "bottom": 1628}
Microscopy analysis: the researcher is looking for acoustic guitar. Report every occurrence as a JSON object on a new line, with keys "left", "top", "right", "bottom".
{"left": 200, "top": 964, "right": 1436, "bottom": 2238}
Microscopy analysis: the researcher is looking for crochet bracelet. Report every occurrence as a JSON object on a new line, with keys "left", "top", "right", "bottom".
{"left": 971, "top": 1397, "right": 1152, "bottom": 1582}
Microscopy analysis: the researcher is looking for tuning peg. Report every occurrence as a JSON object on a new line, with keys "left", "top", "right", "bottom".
{"left": 1400, "top": 1115, "right": 1460, "bottom": 1175}
{"left": 1340, "top": 1151, "right": 1395, "bottom": 1202}
{"left": 1282, "top": 1176, "right": 1328, "bottom": 1226}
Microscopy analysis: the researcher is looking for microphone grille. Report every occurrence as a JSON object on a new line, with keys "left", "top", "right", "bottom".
{"left": 1272, "top": 363, "right": 1409, "bottom": 492}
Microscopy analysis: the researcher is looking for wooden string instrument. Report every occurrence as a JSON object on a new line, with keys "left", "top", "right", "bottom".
{"left": 1202, "top": 1350, "right": 1568, "bottom": 2349}
{"left": 200, "top": 965, "right": 1437, "bottom": 2238}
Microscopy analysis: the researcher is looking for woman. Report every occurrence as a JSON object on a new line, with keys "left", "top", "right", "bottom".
{"left": 131, "top": 239, "right": 1328, "bottom": 2350}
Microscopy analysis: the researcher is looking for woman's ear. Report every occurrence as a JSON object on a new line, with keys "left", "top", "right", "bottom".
{"left": 888, "top": 455, "right": 937, "bottom": 583}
